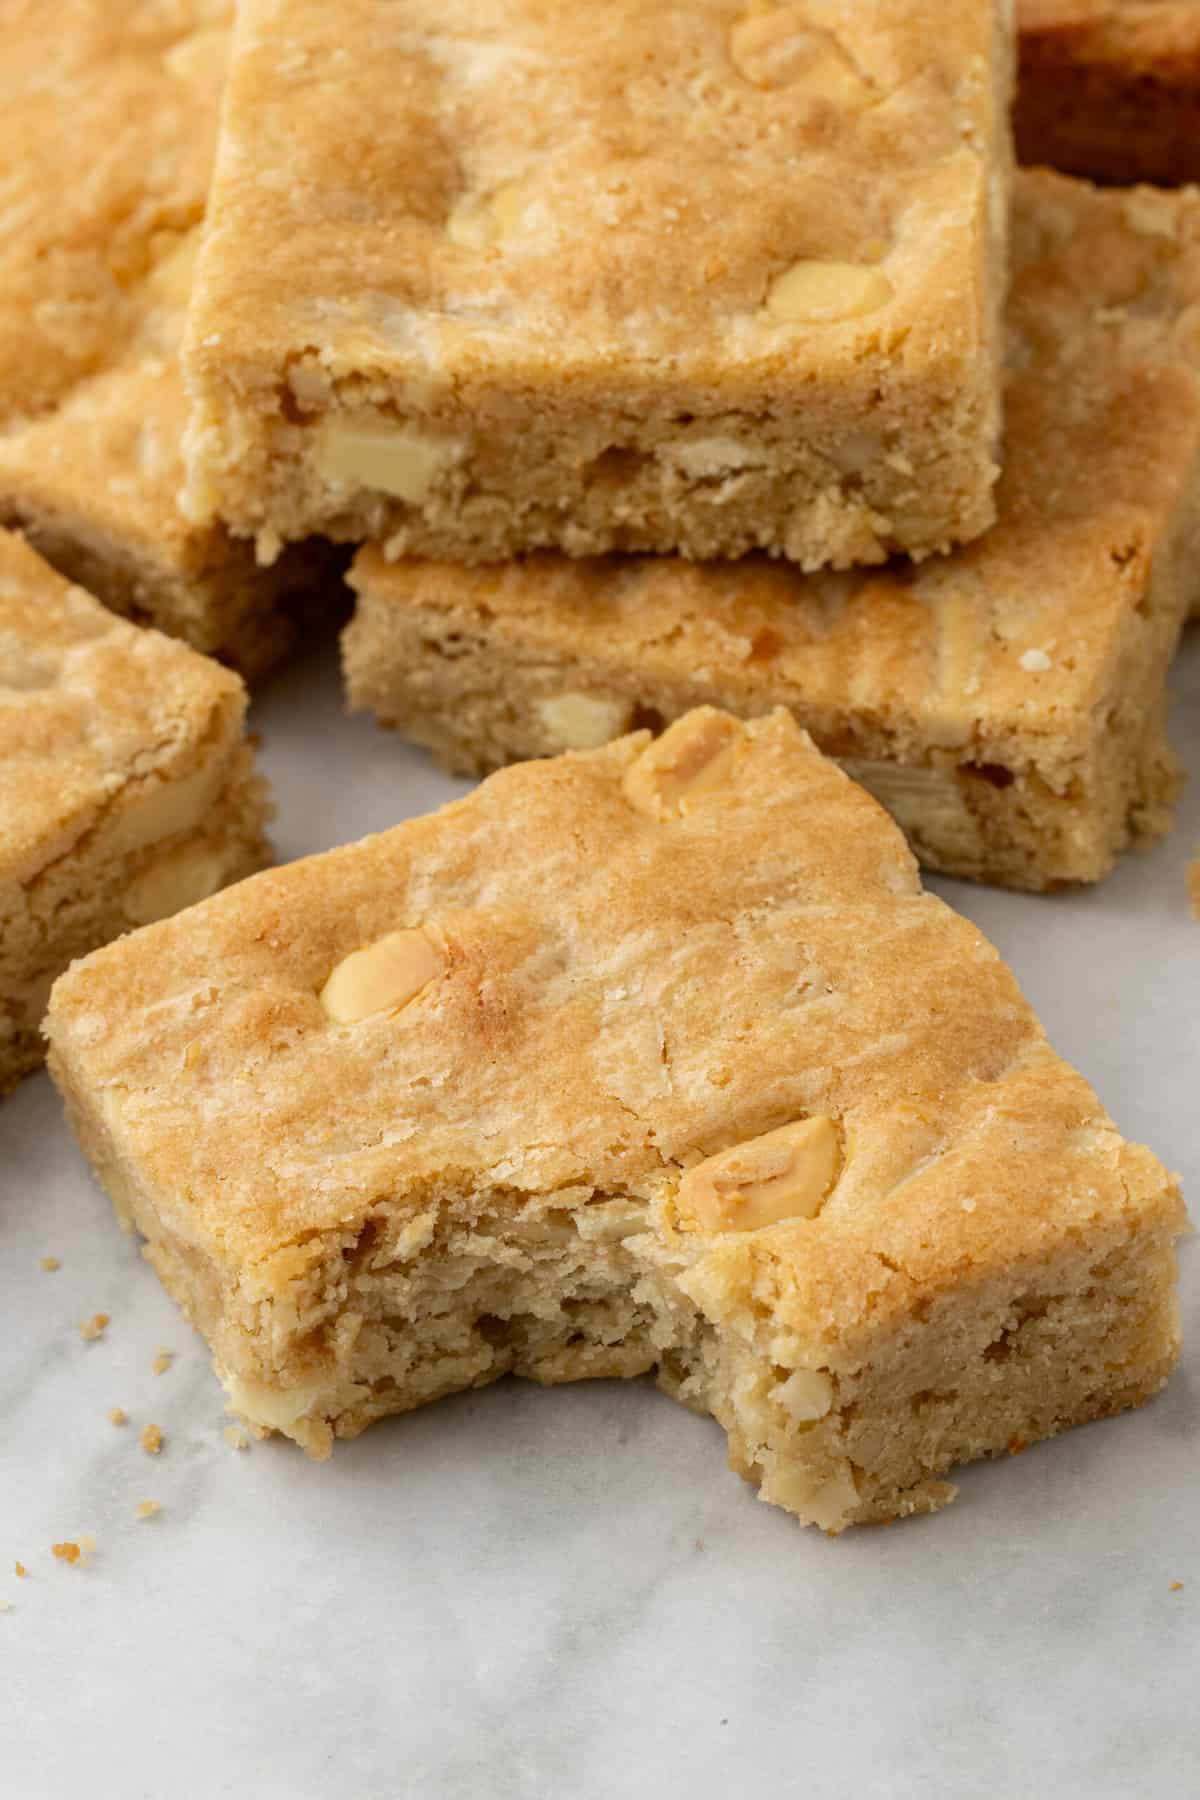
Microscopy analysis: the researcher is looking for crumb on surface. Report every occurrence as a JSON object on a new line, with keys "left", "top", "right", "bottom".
{"left": 1170, "top": 1581, "right": 1185, "bottom": 1592}
{"left": 151, "top": 1351, "right": 173, "bottom": 1375}
{"left": 78, "top": 1533, "right": 97, "bottom": 1555}
{"left": 39, "top": 1256, "right": 60, "bottom": 1272}
{"left": 135, "top": 1500, "right": 161, "bottom": 1521}
{"left": 223, "top": 1425, "right": 250, "bottom": 1452}
{"left": 108, "top": 1407, "right": 127, "bottom": 1426}
{"left": 14, "top": 1562, "right": 26, "bottom": 1579}
{"left": 52, "top": 1542, "right": 81, "bottom": 1565}
{"left": 0, "top": 1599, "right": 10, "bottom": 1613}
{"left": 78, "top": 1313, "right": 110, "bottom": 1342}
{"left": 140, "top": 1423, "right": 163, "bottom": 1456}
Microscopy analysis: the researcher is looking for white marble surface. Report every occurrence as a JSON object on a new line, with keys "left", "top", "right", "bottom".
{"left": 3, "top": 630, "right": 1198, "bottom": 1800}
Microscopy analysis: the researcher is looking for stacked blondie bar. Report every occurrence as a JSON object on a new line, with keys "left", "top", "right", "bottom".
{"left": 5, "top": 1, "right": 1194, "bottom": 1531}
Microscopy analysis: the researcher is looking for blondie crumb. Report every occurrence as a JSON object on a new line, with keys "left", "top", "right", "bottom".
{"left": 139, "top": 1424, "right": 164, "bottom": 1457}
{"left": 135, "top": 1501, "right": 162, "bottom": 1522}
{"left": 14, "top": 1562, "right": 26, "bottom": 1579}
{"left": 39, "top": 1256, "right": 60, "bottom": 1272}
{"left": 78, "top": 1314, "right": 110, "bottom": 1342}
{"left": 151, "top": 1352, "right": 174, "bottom": 1376}
{"left": 51, "top": 1542, "right": 81, "bottom": 1566}
{"left": 108, "top": 1408, "right": 128, "bottom": 1427}
{"left": 223, "top": 1425, "right": 250, "bottom": 1452}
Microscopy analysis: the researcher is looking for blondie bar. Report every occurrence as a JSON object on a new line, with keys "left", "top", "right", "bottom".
{"left": 183, "top": 0, "right": 1012, "bottom": 569}
{"left": 0, "top": 0, "right": 330, "bottom": 676}
{"left": 0, "top": 530, "right": 270, "bottom": 1093}
{"left": 1016, "top": 1, "right": 1200, "bottom": 185}
{"left": 345, "top": 172, "right": 1200, "bottom": 892}
{"left": 45, "top": 711, "right": 1184, "bottom": 1531}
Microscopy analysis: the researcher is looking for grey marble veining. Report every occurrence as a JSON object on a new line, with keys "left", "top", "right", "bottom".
{"left": 3, "top": 633, "right": 1198, "bottom": 1800}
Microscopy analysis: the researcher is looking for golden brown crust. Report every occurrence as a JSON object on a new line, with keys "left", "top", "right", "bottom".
{"left": 0, "top": 0, "right": 323, "bottom": 674}
{"left": 0, "top": 529, "right": 272, "bottom": 1091}
{"left": 1016, "top": 1, "right": 1200, "bottom": 184}
{"left": 344, "top": 172, "right": 1200, "bottom": 889}
{"left": 44, "top": 711, "right": 1184, "bottom": 1528}
{"left": 183, "top": 0, "right": 1012, "bottom": 566}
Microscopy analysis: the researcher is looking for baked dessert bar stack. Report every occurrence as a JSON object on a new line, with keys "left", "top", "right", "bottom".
{"left": 0, "top": 0, "right": 332, "bottom": 677}
{"left": 0, "top": 530, "right": 271, "bottom": 1094}
{"left": 344, "top": 171, "right": 1200, "bottom": 892}
{"left": 44, "top": 713, "right": 1185, "bottom": 1530}
{"left": 182, "top": 0, "right": 1013, "bottom": 571}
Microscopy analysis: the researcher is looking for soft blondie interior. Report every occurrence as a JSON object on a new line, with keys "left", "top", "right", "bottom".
{"left": 45, "top": 712, "right": 1184, "bottom": 1530}
{"left": 55, "top": 1103, "right": 1181, "bottom": 1532}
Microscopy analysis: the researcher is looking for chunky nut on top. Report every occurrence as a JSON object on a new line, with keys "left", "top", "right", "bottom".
{"left": 729, "top": 8, "right": 875, "bottom": 108}
{"left": 623, "top": 711, "right": 745, "bottom": 820}
{"left": 680, "top": 1116, "right": 842, "bottom": 1234}
{"left": 320, "top": 927, "right": 446, "bottom": 1024}
{"left": 767, "top": 260, "right": 894, "bottom": 324}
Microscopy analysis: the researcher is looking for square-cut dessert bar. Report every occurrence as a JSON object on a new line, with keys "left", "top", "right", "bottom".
{"left": 0, "top": 0, "right": 330, "bottom": 677}
{"left": 0, "top": 529, "right": 271, "bottom": 1094}
{"left": 345, "top": 172, "right": 1200, "bottom": 892}
{"left": 182, "top": 0, "right": 1013, "bottom": 570}
{"left": 1016, "top": 1, "right": 1200, "bottom": 186}
{"left": 45, "top": 710, "right": 1184, "bottom": 1531}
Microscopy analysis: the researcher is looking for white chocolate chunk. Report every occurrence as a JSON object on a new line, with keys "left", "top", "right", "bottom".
{"left": 730, "top": 11, "right": 873, "bottom": 106}
{"left": 320, "top": 928, "right": 445, "bottom": 1024}
{"left": 623, "top": 711, "right": 744, "bottom": 820}
{"left": 776, "top": 1367, "right": 835, "bottom": 1422}
{"left": 105, "top": 755, "right": 227, "bottom": 856}
{"left": 767, "top": 260, "right": 893, "bottom": 324}
{"left": 315, "top": 423, "right": 463, "bottom": 503}
{"left": 680, "top": 1116, "right": 842, "bottom": 1233}
{"left": 123, "top": 843, "right": 226, "bottom": 926}
{"left": 446, "top": 181, "right": 530, "bottom": 249}
{"left": 760, "top": 1458, "right": 859, "bottom": 1530}
{"left": 538, "top": 692, "right": 630, "bottom": 751}
{"left": 839, "top": 758, "right": 980, "bottom": 849}
{"left": 661, "top": 436, "right": 769, "bottom": 479}
{"left": 223, "top": 1373, "right": 324, "bottom": 1433}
